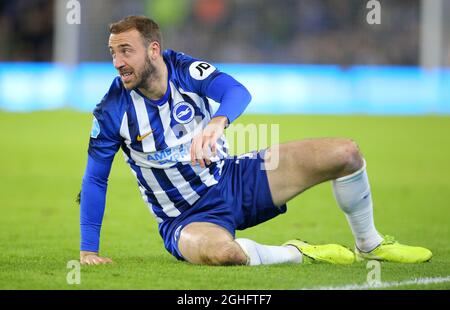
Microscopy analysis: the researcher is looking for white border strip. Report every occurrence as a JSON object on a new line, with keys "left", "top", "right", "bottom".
{"left": 302, "top": 276, "right": 450, "bottom": 290}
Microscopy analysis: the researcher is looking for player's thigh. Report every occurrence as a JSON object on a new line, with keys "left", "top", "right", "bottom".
{"left": 264, "top": 137, "right": 362, "bottom": 206}
{"left": 178, "top": 222, "right": 245, "bottom": 265}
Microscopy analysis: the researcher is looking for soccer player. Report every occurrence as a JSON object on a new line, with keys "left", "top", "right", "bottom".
{"left": 79, "top": 16, "right": 432, "bottom": 266}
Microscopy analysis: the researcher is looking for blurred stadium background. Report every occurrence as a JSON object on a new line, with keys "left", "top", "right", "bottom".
{"left": 1, "top": 0, "right": 450, "bottom": 290}
{"left": 1, "top": 0, "right": 450, "bottom": 113}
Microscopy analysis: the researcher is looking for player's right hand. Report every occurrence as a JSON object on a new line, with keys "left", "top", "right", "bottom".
{"left": 190, "top": 116, "right": 228, "bottom": 168}
{"left": 80, "top": 251, "right": 113, "bottom": 265}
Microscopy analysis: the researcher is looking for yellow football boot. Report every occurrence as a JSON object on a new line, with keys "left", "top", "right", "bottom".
{"left": 355, "top": 235, "right": 432, "bottom": 263}
{"left": 283, "top": 240, "right": 355, "bottom": 265}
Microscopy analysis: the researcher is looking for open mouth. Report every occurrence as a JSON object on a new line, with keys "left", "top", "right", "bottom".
{"left": 120, "top": 71, "right": 134, "bottom": 83}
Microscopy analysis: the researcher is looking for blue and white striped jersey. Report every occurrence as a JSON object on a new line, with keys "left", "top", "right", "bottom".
{"left": 88, "top": 50, "right": 230, "bottom": 223}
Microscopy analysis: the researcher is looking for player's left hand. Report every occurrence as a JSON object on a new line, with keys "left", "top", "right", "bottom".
{"left": 80, "top": 251, "right": 113, "bottom": 265}
{"left": 190, "top": 116, "right": 228, "bottom": 168}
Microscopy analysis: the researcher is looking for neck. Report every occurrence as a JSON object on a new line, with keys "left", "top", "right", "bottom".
{"left": 138, "top": 60, "right": 168, "bottom": 101}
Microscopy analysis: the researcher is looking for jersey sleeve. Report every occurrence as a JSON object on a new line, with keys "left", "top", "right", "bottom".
{"left": 205, "top": 73, "right": 252, "bottom": 123}
{"left": 167, "top": 50, "right": 252, "bottom": 124}
{"left": 81, "top": 79, "right": 124, "bottom": 252}
{"left": 80, "top": 154, "right": 113, "bottom": 252}
{"left": 168, "top": 50, "right": 222, "bottom": 96}
{"left": 87, "top": 93, "right": 122, "bottom": 162}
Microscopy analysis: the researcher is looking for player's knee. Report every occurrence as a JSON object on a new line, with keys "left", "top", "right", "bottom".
{"left": 201, "top": 241, "right": 247, "bottom": 266}
{"left": 335, "top": 139, "right": 363, "bottom": 177}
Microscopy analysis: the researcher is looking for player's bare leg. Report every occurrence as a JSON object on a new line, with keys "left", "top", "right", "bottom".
{"left": 265, "top": 137, "right": 382, "bottom": 251}
{"left": 265, "top": 137, "right": 364, "bottom": 205}
{"left": 177, "top": 222, "right": 247, "bottom": 265}
{"left": 265, "top": 137, "right": 432, "bottom": 263}
{"left": 178, "top": 222, "right": 304, "bottom": 266}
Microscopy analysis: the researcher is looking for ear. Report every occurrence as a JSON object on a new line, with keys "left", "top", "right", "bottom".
{"left": 147, "top": 41, "right": 161, "bottom": 61}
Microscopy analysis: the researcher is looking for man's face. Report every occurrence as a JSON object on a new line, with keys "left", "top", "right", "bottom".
{"left": 108, "top": 29, "right": 156, "bottom": 90}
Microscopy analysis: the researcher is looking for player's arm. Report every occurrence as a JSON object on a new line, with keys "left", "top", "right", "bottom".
{"left": 170, "top": 51, "right": 251, "bottom": 166}
{"left": 79, "top": 154, "right": 114, "bottom": 265}
{"left": 79, "top": 95, "right": 122, "bottom": 265}
{"left": 206, "top": 73, "right": 252, "bottom": 126}
{"left": 190, "top": 73, "right": 252, "bottom": 167}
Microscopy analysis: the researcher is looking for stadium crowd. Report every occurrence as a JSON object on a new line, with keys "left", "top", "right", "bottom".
{"left": 0, "top": 0, "right": 421, "bottom": 65}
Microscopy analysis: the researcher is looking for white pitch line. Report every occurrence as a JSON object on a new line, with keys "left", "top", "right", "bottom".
{"left": 301, "top": 276, "right": 450, "bottom": 290}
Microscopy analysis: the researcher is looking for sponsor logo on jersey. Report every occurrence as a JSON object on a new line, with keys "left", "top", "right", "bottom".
{"left": 173, "top": 101, "right": 195, "bottom": 124}
{"left": 189, "top": 61, "right": 216, "bottom": 80}
{"left": 90, "top": 117, "right": 100, "bottom": 138}
{"left": 147, "top": 144, "right": 189, "bottom": 165}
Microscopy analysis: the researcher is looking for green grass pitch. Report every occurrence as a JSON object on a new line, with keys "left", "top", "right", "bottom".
{"left": 0, "top": 110, "right": 449, "bottom": 290}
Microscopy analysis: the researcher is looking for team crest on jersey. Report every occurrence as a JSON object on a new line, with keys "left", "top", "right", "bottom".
{"left": 173, "top": 101, "right": 195, "bottom": 124}
{"left": 90, "top": 117, "right": 100, "bottom": 138}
